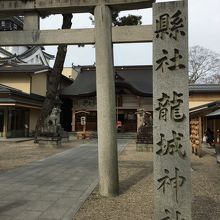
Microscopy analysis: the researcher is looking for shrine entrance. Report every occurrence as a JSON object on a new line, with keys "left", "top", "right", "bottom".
{"left": 0, "top": 0, "right": 191, "bottom": 219}
{"left": 117, "top": 110, "right": 137, "bottom": 132}
{"left": 0, "top": 0, "right": 154, "bottom": 197}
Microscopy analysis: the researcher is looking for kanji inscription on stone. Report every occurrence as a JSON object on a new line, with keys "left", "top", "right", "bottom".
{"left": 155, "top": 91, "right": 185, "bottom": 122}
{"left": 156, "top": 131, "right": 186, "bottom": 159}
{"left": 157, "top": 167, "right": 186, "bottom": 203}
{"left": 161, "top": 209, "right": 185, "bottom": 220}
{"left": 155, "top": 10, "right": 185, "bottom": 40}
{"left": 153, "top": 1, "right": 191, "bottom": 220}
{"left": 155, "top": 49, "right": 185, "bottom": 73}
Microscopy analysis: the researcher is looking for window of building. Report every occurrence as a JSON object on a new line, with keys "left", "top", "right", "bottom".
{"left": 7, "top": 108, "right": 29, "bottom": 138}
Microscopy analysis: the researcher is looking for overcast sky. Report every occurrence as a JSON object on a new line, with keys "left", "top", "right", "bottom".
{"left": 40, "top": 0, "right": 220, "bottom": 67}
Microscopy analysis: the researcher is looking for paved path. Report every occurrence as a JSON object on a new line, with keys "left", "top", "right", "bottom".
{"left": 0, "top": 139, "right": 131, "bottom": 220}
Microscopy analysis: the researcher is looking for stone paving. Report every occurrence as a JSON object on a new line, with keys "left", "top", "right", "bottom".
{"left": 0, "top": 139, "right": 130, "bottom": 220}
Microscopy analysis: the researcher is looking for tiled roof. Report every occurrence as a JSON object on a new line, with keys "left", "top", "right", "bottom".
{"left": 0, "top": 47, "right": 13, "bottom": 57}
{"left": 0, "top": 84, "right": 44, "bottom": 107}
{"left": 61, "top": 65, "right": 153, "bottom": 97}
{"left": 42, "top": 51, "right": 55, "bottom": 59}
{"left": 189, "top": 84, "right": 220, "bottom": 92}
{"left": 0, "top": 84, "right": 23, "bottom": 93}
{"left": 0, "top": 63, "right": 51, "bottom": 73}
{"left": 189, "top": 100, "right": 220, "bottom": 116}
{"left": 18, "top": 46, "right": 54, "bottom": 60}
{"left": 0, "top": 16, "right": 23, "bottom": 29}
{"left": 18, "top": 46, "right": 40, "bottom": 59}
{"left": 0, "top": 54, "right": 26, "bottom": 65}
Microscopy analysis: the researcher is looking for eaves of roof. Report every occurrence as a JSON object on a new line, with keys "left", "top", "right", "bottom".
{"left": 0, "top": 83, "right": 23, "bottom": 93}
{"left": 115, "top": 81, "right": 152, "bottom": 97}
{"left": 61, "top": 65, "right": 153, "bottom": 97}
{"left": 206, "top": 109, "right": 220, "bottom": 117}
{"left": 0, "top": 64, "right": 51, "bottom": 73}
{"left": 18, "top": 46, "right": 39, "bottom": 59}
{"left": 61, "top": 74, "right": 73, "bottom": 85}
{"left": 0, "top": 87, "right": 45, "bottom": 107}
{"left": 0, "top": 54, "right": 26, "bottom": 64}
{"left": 0, "top": 16, "right": 23, "bottom": 28}
{"left": 18, "top": 46, "right": 54, "bottom": 60}
{"left": 0, "top": 47, "right": 13, "bottom": 57}
{"left": 0, "top": 97, "right": 43, "bottom": 108}
{"left": 189, "top": 100, "right": 220, "bottom": 116}
{"left": 189, "top": 84, "right": 220, "bottom": 93}
{"left": 43, "top": 51, "right": 55, "bottom": 59}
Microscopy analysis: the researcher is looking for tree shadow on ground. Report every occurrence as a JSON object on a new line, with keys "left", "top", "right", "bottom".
{"left": 191, "top": 161, "right": 204, "bottom": 171}
{"left": 0, "top": 200, "right": 27, "bottom": 215}
{"left": 193, "top": 195, "right": 220, "bottom": 220}
{"left": 119, "top": 160, "right": 153, "bottom": 194}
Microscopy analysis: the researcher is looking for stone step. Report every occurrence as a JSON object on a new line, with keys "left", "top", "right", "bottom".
{"left": 117, "top": 132, "right": 137, "bottom": 139}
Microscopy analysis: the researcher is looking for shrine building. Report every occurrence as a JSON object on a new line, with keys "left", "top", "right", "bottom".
{"left": 0, "top": 16, "right": 72, "bottom": 138}
{"left": 189, "top": 84, "right": 220, "bottom": 155}
{"left": 61, "top": 65, "right": 153, "bottom": 133}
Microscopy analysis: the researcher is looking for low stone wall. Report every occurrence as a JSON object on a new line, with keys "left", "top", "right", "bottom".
{"left": 38, "top": 137, "right": 62, "bottom": 148}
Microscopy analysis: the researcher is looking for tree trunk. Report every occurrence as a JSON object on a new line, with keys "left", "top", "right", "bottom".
{"left": 34, "top": 14, "right": 72, "bottom": 142}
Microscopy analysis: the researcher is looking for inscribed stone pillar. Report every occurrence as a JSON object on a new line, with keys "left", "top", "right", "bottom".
{"left": 94, "top": 5, "right": 119, "bottom": 196}
{"left": 153, "top": 1, "right": 191, "bottom": 219}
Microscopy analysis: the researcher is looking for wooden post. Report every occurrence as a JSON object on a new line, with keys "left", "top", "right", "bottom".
{"left": 198, "top": 116, "right": 202, "bottom": 157}
{"left": 213, "top": 119, "right": 216, "bottom": 143}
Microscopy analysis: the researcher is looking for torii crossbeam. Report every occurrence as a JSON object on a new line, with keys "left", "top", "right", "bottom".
{"left": 0, "top": 0, "right": 154, "bottom": 46}
{"left": 0, "top": 0, "right": 154, "bottom": 15}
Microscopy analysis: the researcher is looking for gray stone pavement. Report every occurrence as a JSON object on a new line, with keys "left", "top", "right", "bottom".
{"left": 0, "top": 139, "right": 131, "bottom": 220}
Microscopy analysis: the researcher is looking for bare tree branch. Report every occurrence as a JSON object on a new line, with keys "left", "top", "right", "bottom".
{"left": 189, "top": 45, "right": 220, "bottom": 84}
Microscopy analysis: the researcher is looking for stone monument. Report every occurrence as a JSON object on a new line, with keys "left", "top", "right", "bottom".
{"left": 41, "top": 106, "right": 61, "bottom": 136}
{"left": 153, "top": 1, "right": 191, "bottom": 219}
{"left": 38, "top": 97, "right": 68, "bottom": 147}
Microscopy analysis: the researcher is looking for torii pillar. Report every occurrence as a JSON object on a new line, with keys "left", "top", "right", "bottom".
{"left": 94, "top": 5, "right": 119, "bottom": 196}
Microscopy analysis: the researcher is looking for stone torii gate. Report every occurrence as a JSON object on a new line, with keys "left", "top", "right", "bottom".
{"left": 0, "top": 0, "right": 154, "bottom": 197}
{"left": 0, "top": 0, "right": 191, "bottom": 219}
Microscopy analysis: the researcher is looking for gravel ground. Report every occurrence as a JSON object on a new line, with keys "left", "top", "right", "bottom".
{"left": 1, "top": 139, "right": 219, "bottom": 219}
{"left": 0, "top": 139, "right": 85, "bottom": 173}
{"left": 74, "top": 142, "right": 220, "bottom": 220}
